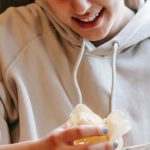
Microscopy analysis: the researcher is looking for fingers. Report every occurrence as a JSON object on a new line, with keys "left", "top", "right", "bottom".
{"left": 46, "top": 125, "right": 119, "bottom": 150}
{"left": 58, "top": 125, "right": 108, "bottom": 143}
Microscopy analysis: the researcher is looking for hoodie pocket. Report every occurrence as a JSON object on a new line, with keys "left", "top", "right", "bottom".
{"left": 124, "top": 143, "right": 150, "bottom": 150}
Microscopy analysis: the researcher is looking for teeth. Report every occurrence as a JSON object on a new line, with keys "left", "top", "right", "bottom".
{"left": 80, "top": 12, "right": 99, "bottom": 22}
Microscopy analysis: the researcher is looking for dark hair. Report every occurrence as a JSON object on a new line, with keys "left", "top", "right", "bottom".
{"left": 0, "top": 0, "right": 35, "bottom": 13}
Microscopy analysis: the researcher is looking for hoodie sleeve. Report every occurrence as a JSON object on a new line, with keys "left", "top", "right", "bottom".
{"left": 0, "top": 5, "right": 41, "bottom": 144}
{"left": 0, "top": 3, "right": 52, "bottom": 144}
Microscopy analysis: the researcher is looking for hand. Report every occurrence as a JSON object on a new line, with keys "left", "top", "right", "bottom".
{"left": 38, "top": 123, "right": 118, "bottom": 150}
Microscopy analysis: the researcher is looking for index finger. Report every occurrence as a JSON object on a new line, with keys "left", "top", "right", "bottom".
{"left": 59, "top": 125, "right": 108, "bottom": 143}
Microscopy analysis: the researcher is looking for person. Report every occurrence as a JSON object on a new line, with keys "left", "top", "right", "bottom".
{"left": 0, "top": 0, "right": 150, "bottom": 149}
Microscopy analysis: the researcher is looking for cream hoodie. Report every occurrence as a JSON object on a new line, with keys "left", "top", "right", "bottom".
{"left": 0, "top": 0, "right": 150, "bottom": 148}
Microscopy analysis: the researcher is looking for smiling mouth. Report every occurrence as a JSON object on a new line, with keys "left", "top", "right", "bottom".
{"left": 72, "top": 8, "right": 104, "bottom": 29}
{"left": 79, "top": 11, "right": 100, "bottom": 22}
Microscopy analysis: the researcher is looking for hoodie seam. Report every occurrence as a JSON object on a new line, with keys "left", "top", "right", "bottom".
{"left": 3, "top": 31, "right": 49, "bottom": 104}
{"left": 4, "top": 33, "right": 49, "bottom": 77}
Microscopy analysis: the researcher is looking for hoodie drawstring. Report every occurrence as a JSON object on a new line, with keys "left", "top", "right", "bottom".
{"left": 73, "top": 40, "right": 119, "bottom": 112}
{"left": 110, "top": 42, "right": 119, "bottom": 112}
{"left": 73, "top": 40, "right": 86, "bottom": 104}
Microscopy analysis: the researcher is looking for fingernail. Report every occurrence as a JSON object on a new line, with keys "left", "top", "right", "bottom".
{"left": 102, "top": 127, "right": 109, "bottom": 134}
{"left": 113, "top": 141, "right": 119, "bottom": 149}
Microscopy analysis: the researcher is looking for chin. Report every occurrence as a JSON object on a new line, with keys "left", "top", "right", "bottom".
{"left": 81, "top": 30, "right": 107, "bottom": 41}
{"left": 84, "top": 35, "right": 106, "bottom": 42}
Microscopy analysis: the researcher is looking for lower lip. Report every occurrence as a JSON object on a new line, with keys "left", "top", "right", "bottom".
{"left": 73, "top": 9, "right": 104, "bottom": 29}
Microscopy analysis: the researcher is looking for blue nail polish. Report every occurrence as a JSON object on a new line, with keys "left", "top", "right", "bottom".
{"left": 113, "top": 141, "right": 119, "bottom": 149}
{"left": 102, "top": 127, "right": 109, "bottom": 134}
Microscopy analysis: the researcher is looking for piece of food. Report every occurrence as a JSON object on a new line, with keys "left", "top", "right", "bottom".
{"left": 67, "top": 104, "right": 131, "bottom": 150}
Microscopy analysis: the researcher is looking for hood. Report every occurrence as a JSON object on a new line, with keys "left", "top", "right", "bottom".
{"left": 35, "top": 0, "right": 150, "bottom": 109}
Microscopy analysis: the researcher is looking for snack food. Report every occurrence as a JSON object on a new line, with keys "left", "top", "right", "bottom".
{"left": 67, "top": 104, "right": 131, "bottom": 150}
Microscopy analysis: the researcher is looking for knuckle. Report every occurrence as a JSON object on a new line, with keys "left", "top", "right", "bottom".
{"left": 75, "top": 127, "right": 83, "bottom": 137}
{"left": 94, "top": 126, "right": 99, "bottom": 134}
{"left": 49, "top": 134, "right": 59, "bottom": 145}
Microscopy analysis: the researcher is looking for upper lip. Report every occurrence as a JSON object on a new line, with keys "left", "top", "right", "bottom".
{"left": 73, "top": 8, "right": 103, "bottom": 21}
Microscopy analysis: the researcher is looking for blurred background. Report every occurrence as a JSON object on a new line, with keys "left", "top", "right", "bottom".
{"left": 0, "top": 0, "right": 34, "bottom": 13}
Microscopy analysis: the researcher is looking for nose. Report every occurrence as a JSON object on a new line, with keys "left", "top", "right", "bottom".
{"left": 71, "top": 0, "right": 92, "bottom": 15}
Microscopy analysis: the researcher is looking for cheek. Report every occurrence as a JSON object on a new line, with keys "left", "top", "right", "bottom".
{"left": 57, "top": 13, "right": 71, "bottom": 26}
{"left": 103, "top": 4, "right": 118, "bottom": 26}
